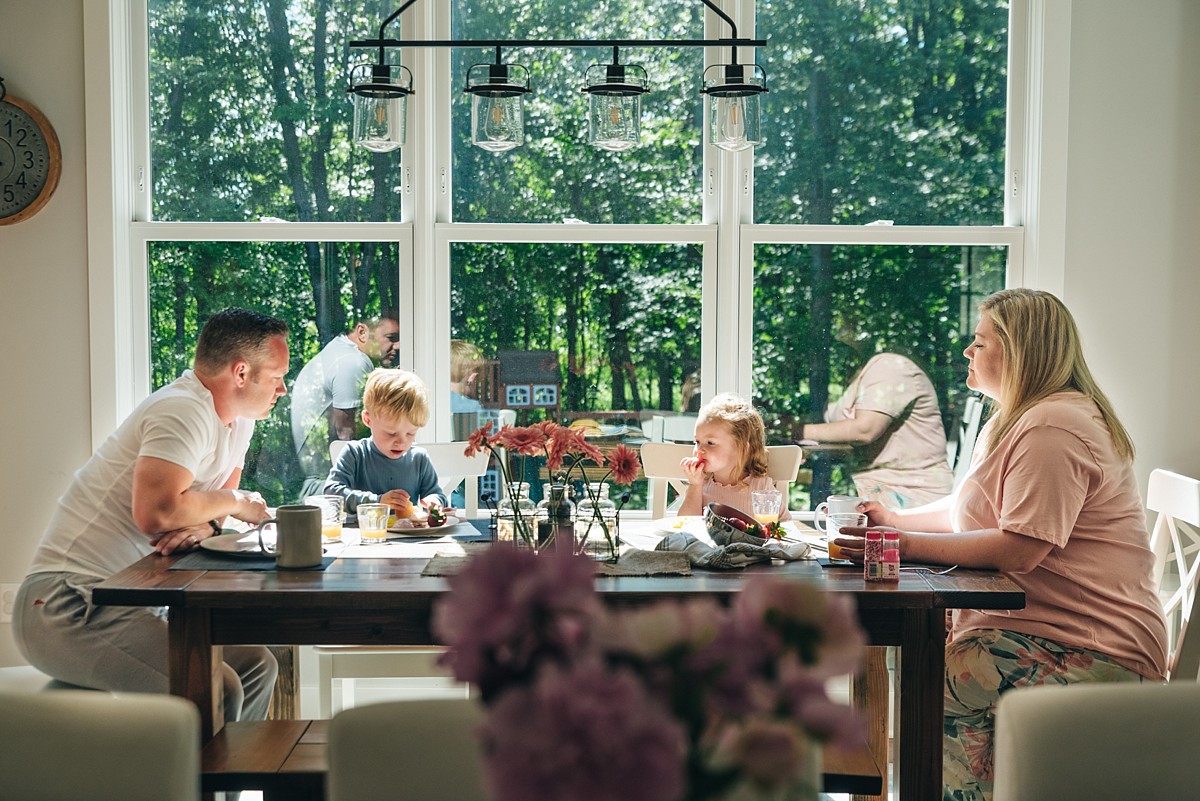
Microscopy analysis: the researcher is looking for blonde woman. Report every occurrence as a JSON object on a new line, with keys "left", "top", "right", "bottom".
{"left": 678, "top": 393, "right": 791, "bottom": 521}
{"left": 836, "top": 289, "right": 1167, "bottom": 801}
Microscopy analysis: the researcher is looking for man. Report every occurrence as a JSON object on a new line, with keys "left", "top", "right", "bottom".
{"left": 291, "top": 312, "right": 400, "bottom": 490}
{"left": 12, "top": 308, "right": 289, "bottom": 723}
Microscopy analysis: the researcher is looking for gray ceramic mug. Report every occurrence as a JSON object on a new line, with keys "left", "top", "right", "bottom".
{"left": 256, "top": 504, "right": 323, "bottom": 568}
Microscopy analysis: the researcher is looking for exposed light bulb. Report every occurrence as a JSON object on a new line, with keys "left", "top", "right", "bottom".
{"left": 609, "top": 105, "right": 621, "bottom": 126}
{"left": 472, "top": 94, "right": 523, "bottom": 152}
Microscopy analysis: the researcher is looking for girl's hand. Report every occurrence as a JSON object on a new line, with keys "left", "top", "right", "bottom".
{"left": 679, "top": 456, "right": 707, "bottom": 484}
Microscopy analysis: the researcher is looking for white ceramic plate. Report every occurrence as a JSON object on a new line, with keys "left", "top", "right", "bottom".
{"left": 654, "top": 516, "right": 705, "bottom": 535}
{"left": 387, "top": 515, "right": 461, "bottom": 535}
{"left": 199, "top": 531, "right": 273, "bottom": 558}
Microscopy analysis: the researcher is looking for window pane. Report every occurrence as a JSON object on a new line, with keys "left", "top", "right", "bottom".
{"left": 451, "top": 0, "right": 703, "bottom": 223}
{"left": 752, "top": 243, "right": 1005, "bottom": 508}
{"left": 148, "top": 240, "right": 401, "bottom": 505}
{"left": 450, "top": 242, "right": 703, "bottom": 510}
{"left": 755, "top": 0, "right": 1009, "bottom": 225}
{"left": 148, "top": 1, "right": 402, "bottom": 222}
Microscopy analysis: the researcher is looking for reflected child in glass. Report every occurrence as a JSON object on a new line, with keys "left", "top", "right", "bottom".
{"left": 324, "top": 368, "right": 446, "bottom": 522}
{"left": 677, "top": 393, "right": 791, "bottom": 521}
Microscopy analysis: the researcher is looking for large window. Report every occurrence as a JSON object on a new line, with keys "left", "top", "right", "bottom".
{"left": 125, "top": 0, "right": 1022, "bottom": 510}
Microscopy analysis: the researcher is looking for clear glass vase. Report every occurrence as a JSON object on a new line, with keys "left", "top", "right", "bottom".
{"left": 497, "top": 482, "right": 537, "bottom": 548}
{"left": 575, "top": 482, "right": 619, "bottom": 563}
{"left": 536, "top": 480, "right": 575, "bottom": 552}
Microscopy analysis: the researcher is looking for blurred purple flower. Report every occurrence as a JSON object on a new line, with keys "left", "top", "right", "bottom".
{"left": 433, "top": 545, "right": 599, "bottom": 697}
{"left": 480, "top": 661, "right": 687, "bottom": 801}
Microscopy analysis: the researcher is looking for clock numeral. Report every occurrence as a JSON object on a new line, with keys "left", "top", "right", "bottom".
{"left": 2, "top": 119, "right": 11, "bottom": 137}
{"left": 14, "top": 129, "right": 28, "bottom": 148}
{"left": 22, "top": 151, "right": 34, "bottom": 169}
{"left": 15, "top": 172, "right": 27, "bottom": 188}
{"left": 2, "top": 185, "right": 14, "bottom": 203}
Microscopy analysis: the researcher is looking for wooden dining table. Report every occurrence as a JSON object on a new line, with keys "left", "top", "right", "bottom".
{"left": 93, "top": 530, "right": 1023, "bottom": 801}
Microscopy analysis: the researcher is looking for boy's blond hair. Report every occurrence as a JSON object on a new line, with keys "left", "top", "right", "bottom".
{"left": 697, "top": 393, "right": 769, "bottom": 479}
{"left": 363, "top": 368, "right": 430, "bottom": 427}
{"left": 450, "top": 339, "right": 483, "bottom": 384}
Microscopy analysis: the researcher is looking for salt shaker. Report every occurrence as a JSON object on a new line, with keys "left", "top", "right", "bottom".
{"left": 864, "top": 529, "right": 884, "bottom": 581}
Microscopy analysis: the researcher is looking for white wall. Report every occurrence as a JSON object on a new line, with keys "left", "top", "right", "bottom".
{"left": 1062, "top": 0, "right": 1200, "bottom": 489}
{"left": 0, "top": 0, "right": 90, "bottom": 665}
{"left": 0, "top": 0, "right": 1198, "bottom": 665}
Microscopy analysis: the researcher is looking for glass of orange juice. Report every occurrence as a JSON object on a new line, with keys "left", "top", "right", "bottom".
{"left": 357, "top": 503, "right": 390, "bottom": 544}
{"left": 305, "top": 494, "right": 344, "bottom": 543}
{"left": 751, "top": 489, "right": 783, "bottom": 526}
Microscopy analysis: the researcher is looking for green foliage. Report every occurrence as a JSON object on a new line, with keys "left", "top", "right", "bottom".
{"left": 145, "top": 0, "right": 1010, "bottom": 507}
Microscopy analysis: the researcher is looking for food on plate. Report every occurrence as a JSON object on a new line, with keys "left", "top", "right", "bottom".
{"left": 425, "top": 504, "right": 448, "bottom": 528}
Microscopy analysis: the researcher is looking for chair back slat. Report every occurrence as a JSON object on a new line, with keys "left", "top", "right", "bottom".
{"left": 1145, "top": 469, "right": 1200, "bottom": 681}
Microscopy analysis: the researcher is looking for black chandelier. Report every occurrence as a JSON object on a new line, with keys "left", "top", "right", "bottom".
{"left": 347, "top": 0, "right": 768, "bottom": 154}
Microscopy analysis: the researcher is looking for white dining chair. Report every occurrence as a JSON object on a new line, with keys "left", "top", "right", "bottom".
{"left": 0, "top": 689, "right": 200, "bottom": 801}
{"left": 1146, "top": 468, "right": 1200, "bottom": 681}
{"left": 640, "top": 442, "right": 803, "bottom": 519}
{"left": 993, "top": 682, "right": 1200, "bottom": 801}
{"left": 950, "top": 394, "right": 985, "bottom": 489}
{"left": 316, "top": 440, "right": 484, "bottom": 717}
{"left": 327, "top": 697, "right": 488, "bottom": 801}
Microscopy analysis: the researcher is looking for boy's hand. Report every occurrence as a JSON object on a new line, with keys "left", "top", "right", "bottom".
{"left": 380, "top": 489, "right": 413, "bottom": 516}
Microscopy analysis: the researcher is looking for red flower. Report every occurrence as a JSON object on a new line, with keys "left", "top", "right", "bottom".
{"left": 464, "top": 422, "right": 496, "bottom": 457}
{"left": 545, "top": 425, "right": 577, "bottom": 471}
{"left": 607, "top": 444, "right": 642, "bottom": 486}
{"left": 497, "top": 425, "right": 550, "bottom": 457}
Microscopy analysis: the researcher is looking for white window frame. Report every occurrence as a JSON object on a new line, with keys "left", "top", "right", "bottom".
{"left": 84, "top": 0, "right": 1065, "bottom": 452}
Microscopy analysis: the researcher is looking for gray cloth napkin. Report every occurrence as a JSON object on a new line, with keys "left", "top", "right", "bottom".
{"left": 654, "top": 530, "right": 811, "bottom": 570}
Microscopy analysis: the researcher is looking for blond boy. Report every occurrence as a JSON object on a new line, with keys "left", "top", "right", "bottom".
{"left": 324, "top": 369, "right": 446, "bottom": 517}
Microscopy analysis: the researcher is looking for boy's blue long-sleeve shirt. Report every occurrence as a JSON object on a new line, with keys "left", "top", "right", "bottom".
{"left": 324, "top": 438, "right": 446, "bottom": 514}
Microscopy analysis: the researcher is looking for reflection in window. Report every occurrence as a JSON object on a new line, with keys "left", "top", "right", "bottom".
{"left": 450, "top": 241, "right": 703, "bottom": 509}
{"left": 756, "top": 0, "right": 1010, "bottom": 226}
{"left": 148, "top": 241, "right": 400, "bottom": 505}
{"left": 752, "top": 243, "right": 1005, "bottom": 507}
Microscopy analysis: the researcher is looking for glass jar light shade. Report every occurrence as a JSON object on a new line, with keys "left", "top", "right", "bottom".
{"left": 352, "top": 92, "right": 407, "bottom": 153}
{"left": 347, "top": 63, "right": 412, "bottom": 153}
{"left": 702, "top": 64, "right": 768, "bottom": 152}
{"left": 471, "top": 92, "right": 525, "bottom": 152}
{"left": 583, "top": 59, "right": 650, "bottom": 152}
{"left": 588, "top": 93, "right": 641, "bottom": 151}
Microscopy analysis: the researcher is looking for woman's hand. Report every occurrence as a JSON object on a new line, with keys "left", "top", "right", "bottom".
{"left": 859, "top": 500, "right": 899, "bottom": 529}
{"left": 679, "top": 456, "right": 708, "bottom": 484}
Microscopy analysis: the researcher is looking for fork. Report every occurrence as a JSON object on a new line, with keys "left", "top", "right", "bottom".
{"left": 898, "top": 564, "right": 958, "bottom": 575}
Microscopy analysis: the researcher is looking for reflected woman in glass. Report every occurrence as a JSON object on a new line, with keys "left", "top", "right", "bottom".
{"left": 801, "top": 320, "right": 953, "bottom": 508}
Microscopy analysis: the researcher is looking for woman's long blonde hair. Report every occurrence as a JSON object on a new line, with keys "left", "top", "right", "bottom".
{"left": 697, "top": 394, "right": 770, "bottom": 480}
{"left": 980, "top": 288, "right": 1134, "bottom": 460}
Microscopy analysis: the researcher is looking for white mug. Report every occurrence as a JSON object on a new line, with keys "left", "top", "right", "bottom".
{"left": 814, "top": 495, "right": 865, "bottom": 534}
{"left": 256, "top": 505, "right": 323, "bottom": 569}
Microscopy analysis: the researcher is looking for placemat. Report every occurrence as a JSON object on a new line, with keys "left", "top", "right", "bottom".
{"left": 421, "top": 547, "right": 691, "bottom": 578}
{"left": 168, "top": 552, "right": 336, "bottom": 571}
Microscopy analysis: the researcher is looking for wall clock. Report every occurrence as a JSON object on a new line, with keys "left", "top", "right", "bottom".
{"left": 0, "top": 86, "right": 62, "bottom": 226}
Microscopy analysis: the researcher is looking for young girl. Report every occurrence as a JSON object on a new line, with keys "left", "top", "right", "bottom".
{"left": 677, "top": 393, "right": 791, "bottom": 520}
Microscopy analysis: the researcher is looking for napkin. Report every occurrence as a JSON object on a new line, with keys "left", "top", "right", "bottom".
{"left": 654, "top": 530, "right": 811, "bottom": 570}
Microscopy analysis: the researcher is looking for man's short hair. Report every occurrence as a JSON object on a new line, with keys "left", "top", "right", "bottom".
{"left": 355, "top": 309, "right": 400, "bottom": 332}
{"left": 194, "top": 308, "right": 289, "bottom": 374}
{"left": 363, "top": 368, "right": 429, "bottom": 427}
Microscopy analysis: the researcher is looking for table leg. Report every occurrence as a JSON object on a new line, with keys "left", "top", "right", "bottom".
{"left": 851, "top": 646, "right": 891, "bottom": 801}
{"left": 897, "top": 608, "right": 946, "bottom": 801}
{"left": 169, "top": 607, "right": 223, "bottom": 742}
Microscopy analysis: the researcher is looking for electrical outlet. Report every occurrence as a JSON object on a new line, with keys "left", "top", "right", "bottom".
{"left": 0, "top": 583, "right": 19, "bottom": 624}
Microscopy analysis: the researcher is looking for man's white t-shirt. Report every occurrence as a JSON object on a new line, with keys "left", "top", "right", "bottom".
{"left": 290, "top": 335, "right": 371, "bottom": 454}
{"left": 28, "top": 370, "right": 253, "bottom": 579}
